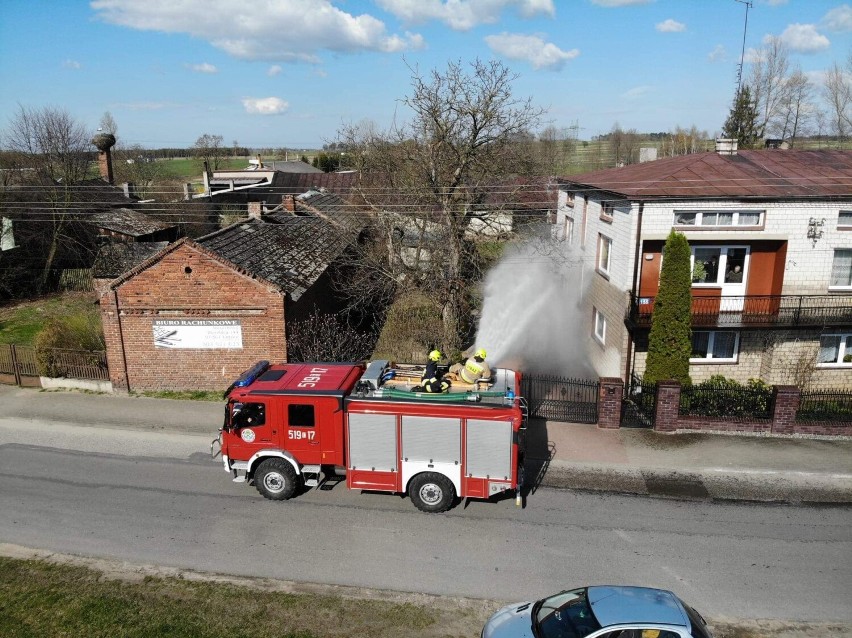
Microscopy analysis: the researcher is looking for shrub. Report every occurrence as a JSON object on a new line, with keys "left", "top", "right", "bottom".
{"left": 34, "top": 316, "right": 105, "bottom": 377}
{"left": 680, "top": 375, "right": 773, "bottom": 419}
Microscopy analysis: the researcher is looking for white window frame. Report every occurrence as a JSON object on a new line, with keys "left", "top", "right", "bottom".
{"left": 690, "top": 245, "right": 748, "bottom": 287}
{"left": 674, "top": 210, "right": 764, "bottom": 227}
{"left": 690, "top": 331, "right": 740, "bottom": 363}
{"left": 829, "top": 249, "right": 852, "bottom": 290}
{"left": 597, "top": 234, "right": 612, "bottom": 276}
{"left": 817, "top": 333, "right": 852, "bottom": 367}
{"left": 563, "top": 216, "right": 574, "bottom": 243}
{"left": 593, "top": 308, "right": 606, "bottom": 345}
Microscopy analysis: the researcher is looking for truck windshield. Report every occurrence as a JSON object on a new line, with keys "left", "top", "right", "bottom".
{"left": 533, "top": 588, "right": 601, "bottom": 638}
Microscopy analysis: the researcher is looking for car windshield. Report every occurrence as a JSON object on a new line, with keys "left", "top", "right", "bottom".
{"left": 533, "top": 588, "right": 601, "bottom": 638}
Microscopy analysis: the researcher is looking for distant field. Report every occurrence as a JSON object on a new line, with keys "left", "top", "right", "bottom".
{"left": 158, "top": 157, "right": 258, "bottom": 181}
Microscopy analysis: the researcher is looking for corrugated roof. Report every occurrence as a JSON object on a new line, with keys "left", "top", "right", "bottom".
{"left": 269, "top": 171, "right": 359, "bottom": 195}
{"left": 560, "top": 149, "right": 852, "bottom": 200}
{"left": 89, "top": 208, "right": 174, "bottom": 236}
{"left": 196, "top": 217, "right": 354, "bottom": 301}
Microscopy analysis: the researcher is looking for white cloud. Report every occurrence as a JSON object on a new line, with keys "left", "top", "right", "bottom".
{"left": 242, "top": 97, "right": 289, "bottom": 115}
{"left": 744, "top": 47, "right": 762, "bottom": 64}
{"left": 772, "top": 23, "right": 830, "bottom": 53}
{"left": 375, "top": 0, "right": 554, "bottom": 30}
{"left": 655, "top": 19, "right": 685, "bottom": 33}
{"left": 91, "top": 0, "right": 423, "bottom": 63}
{"left": 267, "top": 65, "right": 282, "bottom": 76}
{"left": 621, "top": 85, "right": 651, "bottom": 100}
{"left": 708, "top": 44, "right": 727, "bottom": 62}
{"left": 188, "top": 62, "right": 218, "bottom": 73}
{"left": 591, "top": 0, "right": 653, "bottom": 7}
{"left": 823, "top": 4, "right": 852, "bottom": 32}
{"left": 62, "top": 59, "right": 81, "bottom": 69}
{"left": 484, "top": 33, "right": 578, "bottom": 70}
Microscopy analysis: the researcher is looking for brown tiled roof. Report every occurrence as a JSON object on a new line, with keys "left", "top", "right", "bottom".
{"left": 89, "top": 208, "right": 175, "bottom": 236}
{"left": 269, "top": 171, "right": 359, "bottom": 195}
{"left": 560, "top": 150, "right": 852, "bottom": 200}
{"left": 197, "top": 218, "right": 354, "bottom": 301}
{"left": 268, "top": 189, "right": 367, "bottom": 235}
{"left": 92, "top": 241, "right": 170, "bottom": 279}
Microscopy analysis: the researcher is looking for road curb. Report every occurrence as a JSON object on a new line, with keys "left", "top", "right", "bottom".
{"left": 532, "top": 460, "right": 852, "bottom": 504}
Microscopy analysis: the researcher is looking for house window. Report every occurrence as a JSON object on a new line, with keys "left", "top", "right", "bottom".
{"left": 563, "top": 217, "right": 574, "bottom": 243}
{"left": 691, "top": 331, "right": 739, "bottom": 362}
{"left": 597, "top": 234, "right": 612, "bottom": 276}
{"left": 831, "top": 249, "right": 852, "bottom": 289}
{"left": 593, "top": 308, "right": 606, "bottom": 344}
{"left": 565, "top": 192, "right": 575, "bottom": 208}
{"left": 818, "top": 333, "right": 852, "bottom": 366}
{"left": 691, "top": 246, "right": 748, "bottom": 285}
{"left": 674, "top": 210, "right": 763, "bottom": 227}
{"left": 601, "top": 201, "right": 614, "bottom": 221}
{"left": 838, "top": 211, "right": 852, "bottom": 229}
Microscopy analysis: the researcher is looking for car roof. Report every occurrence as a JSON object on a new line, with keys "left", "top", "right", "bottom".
{"left": 587, "top": 586, "right": 689, "bottom": 628}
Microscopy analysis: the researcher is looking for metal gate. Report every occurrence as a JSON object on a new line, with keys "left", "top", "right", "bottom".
{"left": 0, "top": 344, "right": 40, "bottom": 387}
{"left": 621, "top": 373, "right": 657, "bottom": 428}
{"left": 521, "top": 374, "right": 599, "bottom": 424}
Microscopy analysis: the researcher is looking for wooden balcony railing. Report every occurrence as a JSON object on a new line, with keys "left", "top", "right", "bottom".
{"left": 628, "top": 294, "right": 852, "bottom": 329}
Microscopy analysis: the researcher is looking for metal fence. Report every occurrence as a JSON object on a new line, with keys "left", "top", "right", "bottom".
{"left": 796, "top": 390, "right": 852, "bottom": 423}
{"left": 621, "top": 374, "right": 657, "bottom": 428}
{"left": 679, "top": 383, "right": 773, "bottom": 421}
{"left": 521, "top": 374, "right": 599, "bottom": 423}
{"left": 0, "top": 344, "right": 108, "bottom": 385}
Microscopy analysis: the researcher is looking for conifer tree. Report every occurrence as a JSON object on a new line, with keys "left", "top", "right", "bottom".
{"left": 722, "top": 86, "right": 761, "bottom": 149}
{"left": 645, "top": 230, "right": 692, "bottom": 385}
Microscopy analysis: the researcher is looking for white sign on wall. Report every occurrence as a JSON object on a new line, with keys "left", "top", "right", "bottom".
{"left": 153, "top": 319, "right": 243, "bottom": 349}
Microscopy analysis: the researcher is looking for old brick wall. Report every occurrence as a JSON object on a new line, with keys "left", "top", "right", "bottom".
{"left": 102, "top": 243, "right": 287, "bottom": 391}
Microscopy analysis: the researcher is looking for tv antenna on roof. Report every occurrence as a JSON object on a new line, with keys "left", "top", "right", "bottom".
{"left": 734, "top": 0, "right": 753, "bottom": 97}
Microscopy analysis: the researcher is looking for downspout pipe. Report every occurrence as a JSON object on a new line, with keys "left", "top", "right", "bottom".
{"left": 624, "top": 201, "right": 644, "bottom": 382}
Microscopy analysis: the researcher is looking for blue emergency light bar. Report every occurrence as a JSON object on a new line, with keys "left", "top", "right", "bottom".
{"left": 233, "top": 360, "right": 270, "bottom": 388}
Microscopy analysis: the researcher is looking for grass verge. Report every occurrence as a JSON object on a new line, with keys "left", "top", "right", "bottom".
{"left": 133, "top": 389, "right": 224, "bottom": 401}
{"left": 0, "top": 556, "right": 489, "bottom": 638}
{"left": 0, "top": 292, "right": 100, "bottom": 346}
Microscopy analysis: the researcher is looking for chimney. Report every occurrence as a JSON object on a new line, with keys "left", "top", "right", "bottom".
{"left": 122, "top": 182, "right": 136, "bottom": 199}
{"left": 715, "top": 138, "right": 738, "bottom": 155}
{"left": 248, "top": 201, "right": 265, "bottom": 220}
{"left": 91, "top": 133, "right": 116, "bottom": 184}
{"left": 283, "top": 194, "right": 296, "bottom": 212}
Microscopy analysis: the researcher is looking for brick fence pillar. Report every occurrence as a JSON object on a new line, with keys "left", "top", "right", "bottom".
{"left": 654, "top": 380, "right": 681, "bottom": 432}
{"left": 771, "top": 385, "right": 800, "bottom": 434}
{"left": 597, "top": 377, "right": 623, "bottom": 429}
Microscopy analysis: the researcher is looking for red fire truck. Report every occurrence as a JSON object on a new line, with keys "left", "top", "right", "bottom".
{"left": 213, "top": 359, "right": 526, "bottom": 512}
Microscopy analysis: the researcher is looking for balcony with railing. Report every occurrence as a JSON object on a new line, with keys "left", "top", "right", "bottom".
{"left": 628, "top": 294, "right": 852, "bottom": 329}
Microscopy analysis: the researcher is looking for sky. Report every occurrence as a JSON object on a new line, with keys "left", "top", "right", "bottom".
{"left": 1, "top": 0, "right": 851, "bottom": 150}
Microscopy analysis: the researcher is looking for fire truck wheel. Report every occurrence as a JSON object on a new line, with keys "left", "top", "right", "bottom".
{"left": 409, "top": 472, "right": 455, "bottom": 513}
{"left": 254, "top": 458, "right": 298, "bottom": 500}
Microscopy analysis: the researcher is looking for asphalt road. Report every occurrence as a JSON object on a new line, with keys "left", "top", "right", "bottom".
{"left": 0, "top": 414, "right": 850, "bottom": 625}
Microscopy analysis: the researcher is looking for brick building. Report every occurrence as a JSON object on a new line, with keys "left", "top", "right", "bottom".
{"left": 555, "top": 143, "right": 852, "bottom": 389}
{"left": 100, "top": 205, "right": 362, "bottom": 392}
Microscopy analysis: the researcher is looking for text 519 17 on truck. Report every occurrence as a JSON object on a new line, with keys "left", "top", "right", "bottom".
{"left": 212, "top": 359, "right": 527, "bottom": 513}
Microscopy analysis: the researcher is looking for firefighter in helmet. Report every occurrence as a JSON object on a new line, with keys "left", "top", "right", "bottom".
{"left": 448, "top": 347, "right": 491, "bottom": 385}
{"left": 412, "top": 349, "right": 451, "bottom": 393}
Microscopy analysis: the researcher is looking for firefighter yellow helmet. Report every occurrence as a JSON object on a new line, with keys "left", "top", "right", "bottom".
{"left": 428, "top": 349, "right": 442, "bottom": 362}
{"left": 474, "top": 348, "right": 487, "bottom": 359}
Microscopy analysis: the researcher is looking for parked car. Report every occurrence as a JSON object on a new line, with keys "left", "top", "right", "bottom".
{"left": 481, "top": 585, "right": 713, "bottom": 638}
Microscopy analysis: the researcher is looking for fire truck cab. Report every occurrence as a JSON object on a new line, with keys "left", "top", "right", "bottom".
{"left": 216, "top": 359, "right": 526, "bottom": 513}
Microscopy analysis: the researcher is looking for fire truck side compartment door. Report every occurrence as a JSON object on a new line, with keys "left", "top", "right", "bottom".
{"left": 347, "top": 413, "right": 397, "bottom": 472}
{"left": 465, "top": 419, "right": 513, "bottom": 480}
{"left": 400, "top": 416, "right": 461, "bottom": 497}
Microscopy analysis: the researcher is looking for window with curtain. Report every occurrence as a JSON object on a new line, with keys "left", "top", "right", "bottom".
{"left": 830, "top": 249, "right": 852, "bottom": 288}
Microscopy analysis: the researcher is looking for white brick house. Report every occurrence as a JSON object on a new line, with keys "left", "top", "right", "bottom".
{"left": 555, "top": 143, "right": 852, "bottom": 389}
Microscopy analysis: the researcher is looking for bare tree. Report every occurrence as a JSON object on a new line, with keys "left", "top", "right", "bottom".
{"left": 823, "top": 59, "right": 852, "bottom": 146}
{"left": 112, "top": 144, "right": 166, "bottom": 199}
{"left": 99, "top": 111, "right": 118, "bottom": 136}
{"left": 747, "top": 37, "right": 791, "bottom": 140}
{"left": 775, "top": 69, "right": 815, "bottom": 146}
{"left": 660, "top": 126, "right": 708, "bottom": 157}
{"left": 193, "top": 133, "right": 225, "bottom": 170}
{"left": 337, "top": 60, "right": 546, "bottom": 350}
{"left": 2, "top": 105, "right": 93, "bottom": 291}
